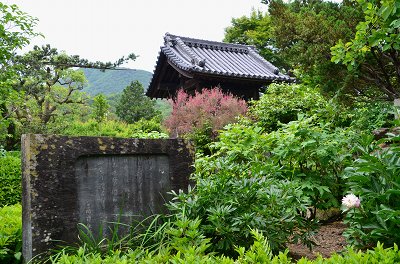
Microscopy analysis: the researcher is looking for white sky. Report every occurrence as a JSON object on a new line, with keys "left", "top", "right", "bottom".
{"left": 6, "top": 0, "right": 267, "bottom": 72}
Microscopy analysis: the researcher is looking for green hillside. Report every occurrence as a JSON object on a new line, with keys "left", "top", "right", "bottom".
{"left": 81, "top": 68, "right": 153, "bottom": 95}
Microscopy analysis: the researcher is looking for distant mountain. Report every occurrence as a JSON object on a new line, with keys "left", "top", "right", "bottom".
{"left": 81, "top": 68, "right": 153, "bottom": 95}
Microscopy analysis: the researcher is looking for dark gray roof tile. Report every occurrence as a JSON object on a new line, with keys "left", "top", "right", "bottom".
{"left": 154, "top": 33, "right": 293, "bottom": 82}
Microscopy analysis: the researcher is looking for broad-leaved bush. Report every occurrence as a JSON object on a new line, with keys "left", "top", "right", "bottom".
{"left": 268, "top": 115, "right": 355, "bottom": 212}
{"left": 342, "top": 136, "right": 400, "bottom": 248}
{"left": 168, "top": 123, "right": 314, "bottom": 256}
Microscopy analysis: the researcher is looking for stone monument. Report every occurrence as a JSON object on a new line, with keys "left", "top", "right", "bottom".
{"left": 22, "top": 134, "right": 193, "bottom": 262}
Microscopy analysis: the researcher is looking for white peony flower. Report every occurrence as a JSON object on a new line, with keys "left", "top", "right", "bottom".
{"left": 342, "top": 193, "right": 361, "bottom": 209}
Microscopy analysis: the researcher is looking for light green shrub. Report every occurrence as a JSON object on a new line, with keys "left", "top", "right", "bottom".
{"left": 249, "top": 84, "right": 328, "bottom": 132}
{"left": 0, "top": 152, "right": 21, "bottom": 207}
{"left": 60, "top": 117, "right": 167, "bottom": 138}
{"left": 0, "top": 204, "right": 22, "bottom": 264}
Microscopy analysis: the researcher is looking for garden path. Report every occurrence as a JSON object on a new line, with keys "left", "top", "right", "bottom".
{"left": 288, "top": 221, "right": 347, "bottom": 260}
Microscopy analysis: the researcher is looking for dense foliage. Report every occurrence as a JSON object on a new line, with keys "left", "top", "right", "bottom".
{"left": 249, "top": 84, "right": 328, "bottom": 132}
{"left": 91, "top": 94, "right": 110, "bottom": 122}
{"left": 225, "top": 0, "right": 364, "bottom": 99}
{"left": 116, "top": 81, "right": 160, "bottom": 123}
{"left": 331, "top": 0, "right": 400, "bottom": 100}
{"left": 61, "top": 117, "right": 167, "bottom": 139}
{"left": 0, "top": 204, "right": 22, "bottom": 264}
{"left": 0, "top": 3, "right": 39, "bottom": 150}
{"left": 342, "top": 137, "right": 400, "bottom": 248}
{"left": 0, "top": 151, "right": 21, "bottom": 207}
{"left": 49, "top": 239, "right": 400, "bottom": 263}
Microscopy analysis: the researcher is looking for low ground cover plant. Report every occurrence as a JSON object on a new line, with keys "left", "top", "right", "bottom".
{"left": 49, "top": 238, "right": 400, "bottom": 263}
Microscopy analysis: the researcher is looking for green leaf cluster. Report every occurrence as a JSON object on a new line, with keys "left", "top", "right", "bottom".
{"left": 0, "top": 152, "right": 21, "bottom": 207}
{"left": 249, "top": 84, "right": 328, "bottom": 132}
{"left": 60, "top": 117, "right": 166, "bottom": 139}
{"left": 91, "top": 94, "right": 110, "bottom": 122}
{"left": 331, "top": 0, "right": 400, "bottom": 100}
{"left": 225, "top": 0, "right": 364, "bottom": 99}
{"left": 116, "top": 81, "right": 160, "bottom": 124}
{"left": 342, "top": 136, "right": 400, "bottom": 248}
{"left": 0, "top": 204, "right": 22, "bottom": 264}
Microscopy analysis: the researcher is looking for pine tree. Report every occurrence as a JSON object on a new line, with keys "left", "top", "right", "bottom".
{"left": 116, "top": 81, "right": 159, "bottom": 123}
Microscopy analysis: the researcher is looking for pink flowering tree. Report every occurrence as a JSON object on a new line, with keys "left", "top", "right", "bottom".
{"left": 164, "top": 88, "right": 247, "bottom": 143}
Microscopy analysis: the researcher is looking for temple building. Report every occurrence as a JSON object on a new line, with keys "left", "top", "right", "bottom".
{"left": 146, "top": 33, "right": 293, "bottom": 100}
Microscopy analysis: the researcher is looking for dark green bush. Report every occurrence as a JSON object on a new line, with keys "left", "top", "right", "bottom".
{"left": 0, "top": 204, "right": 22, "bottom": 264}
{"left": 0, "top": 152, "right": 21, "bottom": 207}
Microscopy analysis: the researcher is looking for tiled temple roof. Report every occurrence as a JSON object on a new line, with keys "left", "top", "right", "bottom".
{"left": 156, "top": 33, "right": 292, "bottom": 81}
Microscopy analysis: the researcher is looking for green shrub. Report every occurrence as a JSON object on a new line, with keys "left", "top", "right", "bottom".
{"left": 0, "top": 152, "right": 21, "bottom": 207}
{"left": 268, "top": 115, "right": 355, "bottom": 212}
{"left": 0, "top": 204, "right": 22, "bottom": 264}
{"left": 167, "top": 123, "right": 314, "bottom": 256}
{"left": 249, "top": 84, "right": 327, "bottom": 132}
{"left": 342, "top": 136, "right": 400, "bottom": 248}
{"left": 60, "top": 117, "right": 166, "bottom": 138}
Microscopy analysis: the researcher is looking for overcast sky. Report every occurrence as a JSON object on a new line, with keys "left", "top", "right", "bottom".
{"left": 6, "top": 0, "right": 267, "bottom": 72}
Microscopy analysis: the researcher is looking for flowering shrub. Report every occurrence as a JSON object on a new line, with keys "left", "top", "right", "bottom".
{"left": 164, "top": 88, "right": 247, "bottom": 139}
{"left": 342, "top": 136, "right": 400, "bottom": 248}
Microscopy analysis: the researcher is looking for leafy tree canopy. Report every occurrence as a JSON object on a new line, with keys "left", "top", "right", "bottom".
{"left": 116, "top": 81, "right": 160, "bottom": 123}
{"left": 1, "top": 3, "right": 40, "bottom": 149}
{"left": 331, "top": 0, "right": 400, "bottom": 100}
{"left": 224, "top": 0, "right": 364, "bottom": 100}
{"left": 224, "top": 10, "right": 286, "bottom": 68}
{"left": 0, "top": 3, "right": 137, "bottom": 149}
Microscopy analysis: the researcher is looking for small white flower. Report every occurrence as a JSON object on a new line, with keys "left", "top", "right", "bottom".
{"left": 342, "top": 193, "right": 361, "bottom": 209}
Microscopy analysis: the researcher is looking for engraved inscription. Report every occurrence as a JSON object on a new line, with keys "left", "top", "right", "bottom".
{"left": 75, "top": 155, "right": 170, "bottom": 237}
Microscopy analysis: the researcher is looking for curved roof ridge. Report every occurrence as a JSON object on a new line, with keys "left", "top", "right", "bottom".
{"left": 165, "top": 33, "right": 252, "bottom": 54}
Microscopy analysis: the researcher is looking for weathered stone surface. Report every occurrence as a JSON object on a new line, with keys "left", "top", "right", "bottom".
{"left": 22, "top": 134, "right": 193, "bottom": 262}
